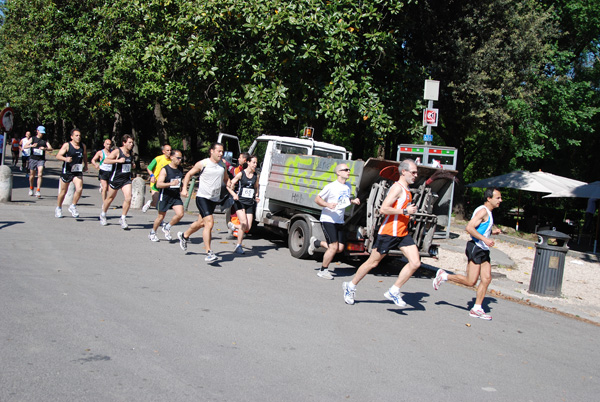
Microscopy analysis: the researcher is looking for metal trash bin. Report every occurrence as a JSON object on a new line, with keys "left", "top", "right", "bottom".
{"left": 528, "top": 229, "right": 570, "bottom": 297}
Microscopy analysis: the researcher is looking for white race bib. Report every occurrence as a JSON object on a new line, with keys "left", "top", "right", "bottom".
{"left": 170, "top": 177, "right": 182, "bottom": 189}
{"left": 121, "top": 164, "right": 131, "bottom": 173}
{"left": 71, "top": 164, "right": 83, "bottom": 172}
{"left": 33, "top": 148, "right": 43, "bottom": 156}
{"left": 241, "top": 188, "right": 255, "bottom": 198}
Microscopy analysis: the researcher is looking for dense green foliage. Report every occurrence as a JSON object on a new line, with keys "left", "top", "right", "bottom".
{"left": 0, "top": 0, "right": 598, "bottom": 190}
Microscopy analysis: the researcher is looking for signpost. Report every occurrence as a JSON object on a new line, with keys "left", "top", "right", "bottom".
{"left": 0, "top": 106, "right": 15, "bottom": 166}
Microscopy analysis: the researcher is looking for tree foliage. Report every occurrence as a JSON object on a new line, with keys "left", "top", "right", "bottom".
{"left": 0, "top": 0, "right": 597, "bottom": 189}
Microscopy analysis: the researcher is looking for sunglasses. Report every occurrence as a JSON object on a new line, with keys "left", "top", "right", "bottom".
{"left": 338, "top": 168, "right": 351, "bottom": 172}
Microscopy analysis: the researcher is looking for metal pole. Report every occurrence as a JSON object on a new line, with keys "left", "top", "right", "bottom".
{"left": 183, "top": 177, "right": 196, "bottom": 212}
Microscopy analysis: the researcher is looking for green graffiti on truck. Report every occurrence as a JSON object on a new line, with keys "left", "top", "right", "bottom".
{"left": 280, "top": 155, "right": 356, "bottom": 197}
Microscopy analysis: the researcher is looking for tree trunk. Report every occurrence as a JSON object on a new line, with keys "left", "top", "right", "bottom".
{"left": 112, "top": 111, "right": 122, "bottom": 145}
{"left": 154, "top": 100, "right": 168, "bottom": 146}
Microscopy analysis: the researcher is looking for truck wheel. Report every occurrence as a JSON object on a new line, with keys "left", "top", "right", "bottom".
{"left": 288, "top": 219, "right": 311, "bottom": 259}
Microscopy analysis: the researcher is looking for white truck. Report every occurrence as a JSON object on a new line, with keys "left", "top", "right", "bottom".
{"left": 218, "top": 133, "right": 455, "bottom": 260}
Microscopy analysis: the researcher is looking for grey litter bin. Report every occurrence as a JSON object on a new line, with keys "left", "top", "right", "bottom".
{"left": 528, "top": 229, "right": 570, "bottom": 297}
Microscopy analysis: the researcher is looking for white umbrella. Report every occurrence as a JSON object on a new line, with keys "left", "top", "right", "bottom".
{"left": 468, "top": 170, "right": 586, "bottom": 194}
{"left": 543, "top": 181, "right": 600, "bottom": 199}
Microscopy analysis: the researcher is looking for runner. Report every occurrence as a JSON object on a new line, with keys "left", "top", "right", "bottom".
{"left": 19, "top": 131, "right": 32, "bottom": 172}
{"left": 342, "top": 159, "right": 421, "bottom": 307}
{"left": 27, "top": 126, "right": 53, "bottom": 198}
{"left": 91, "top": 138, "right": 114, "bottom": 201}
{"left": 148, "top": 149, "right": 185, "bottom": 242}
{"left": 433, "top": 187, "right": 503, "bottom": 320}
{"left": 10, "top": 134, "right": 19, "bottom": 167}
{"left": 308, "top": 163, "right": 360, "bottom": 279}
{"left": 227, "top": 155, "right": 260, "bottom": 254}
{"left": 99, "top": 134, "right": 136, "bottom": 229}
{"left": 55, "top": 128, "right": 88, "bottom": 218}
{"left": 142, "top": 143, "right": 172, "bottom": 213}
{"left": 178, "top": 142, "right": 229, "bottom": 262}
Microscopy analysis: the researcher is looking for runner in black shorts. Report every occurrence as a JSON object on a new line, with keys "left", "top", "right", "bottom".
{"left": 91, "top": 138, "right": 114, "bottom": 201}
{"left": 99, "top": 134, "right": 136, "bottom": 229}
{"left": 55, "top": 128, "right": 88, "bottom": 219}
{"left": 148, "top": 150, "right": 185, "bottom": 242}
{"left": 227, "top": 155, "right": 260, "bottom": 254}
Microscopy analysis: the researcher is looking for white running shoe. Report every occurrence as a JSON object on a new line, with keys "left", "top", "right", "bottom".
{"left": 119, "top": 217, "right": 129, "bottom": 229}
{"left": 162, "top": 225, "right": 172, "bottom": 240}
{"left": 142, "top": 200, "right": 152, "bottom": 213}
{"left": 68, "top": 204, "right": 79, "bottom": 218}
{"left": 177, "top": 231, "right": 188, "bottom": 251}
{"left": 28, "top": 189, "right": 34, "bottom": 196}
{"left": 35, "top": 190, "right": 41, "bottom": 198}
{"left": 205, "top": 251, "right": 218, "bottom": 262}
{"left": 148, "top": 232, "right": 159, "bottom": 242}
{"left": 308, "top": 236, "right": 318, "bottom": 256}
{"left": 99, "top": 214, "right": 107, "bottom": 226}
{"left": 55, "top": 207, "right": 63, "bottom": 218}
{"left": 227, "top": 221, "right": 236, "bottom": 232}
{"left": 342, "top": 282, "right": 355, "bottom": 305}
{"left": 234, "top": 244, "right": 245, "bottom": 254}
{"left": 317, "top": 269, "right": 333, "bottom": 280}
{"left": 433, "top": 269, "right": 446, "bottom": 290}
{"left": 469, "top": 308, "right": 492, "bottom": 321}
{"left": 384, "top": 289, "right": 407, "bottom": 307}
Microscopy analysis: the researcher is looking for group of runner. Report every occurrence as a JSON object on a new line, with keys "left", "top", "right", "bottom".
{"left": 21, "top": 130, "right": 502, "bottom": 319}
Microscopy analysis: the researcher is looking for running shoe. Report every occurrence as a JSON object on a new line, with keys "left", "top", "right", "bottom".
{"left": 317, "top": 269, "right": 333, "bottom": 280}
{"left": 162, "top": 225, "right": 172, "bottom": 240}
{"left": 433, "top": 269, "right": 446, "bottom": 290}
{"left": 234, "top": 244, "right": 245, "bottom": 254}
{"left": 119, "top": 217, "right": 129, "bottom": 229}
{"left": 384, "top": 289, "right": 407, "bottom": 307}
{"left": 68, "top": 204, "right": 79, "bottom": 218}
{"left": 177, "top": 231, "right": 188, "bottom": 251}
{"left": 55, "top": 207, "right": 62, "bottom": 218}
{"left": 99, "top": 214, "right": 107, "bottom": 226}
{"left": 342, "top": 282, "right": 355, "bottom": 305}
{"left": 469, "top": 308, "right": 492, "bottom": 321}
{"left": 28, "top": 189, "right": 33, "bottom": 196}
{"left": 308, "top": 236, "right": 318, "bottom": 256}
{"left": 227, "top": 221, "right": 236, "bottom": 232}
{"left": 142, "top": 200, "right": 152, "bottom": 213}
{"left": 148, "top": 232, "right": 159, "bottom": 242}
{"left": 35, "top": 190, "right": 41, "bottom": 198}
{"left": 205, "top": 251, "right": 218, "bottom": 262}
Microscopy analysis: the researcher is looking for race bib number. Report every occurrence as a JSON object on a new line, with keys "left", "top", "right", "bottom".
{"left": 71, "top": 164, "right": 83, "bottom": 172}
{"left": 121, "top": 164, "right": 131, "bottom": 173}
{"left": 33, "top": 148, "right": 44, "bottom": 156}
{"left": 241, "top": 188, "right": 255, "bottom": 198}
{"left": 170, "top": 177, "right": 182, "bottom": 189}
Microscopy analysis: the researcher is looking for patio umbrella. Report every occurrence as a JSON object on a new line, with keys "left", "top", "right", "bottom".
{"left": 468, "top": 170, "right": 586, "bottom": 194}
{"left": 542, "top": 181, "right": 600, "bottom": 199}
{"left": 467, "top": 170, "right": 587, "bottom": 230}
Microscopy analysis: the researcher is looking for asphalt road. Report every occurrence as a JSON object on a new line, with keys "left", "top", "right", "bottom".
{"left": 1, "top": 162, "right": 599, "bottom": 401}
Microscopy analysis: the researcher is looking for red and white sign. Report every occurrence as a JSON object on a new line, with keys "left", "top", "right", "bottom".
{"left": 0, "top": 107, "right": 14, "bottom": 132}
{"left": 423, "top": 108, "right": 438, "bottom": 127}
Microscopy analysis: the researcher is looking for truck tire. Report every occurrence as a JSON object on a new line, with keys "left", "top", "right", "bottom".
{"left": 288, "top": 219, "right": 311, "bottom": 259}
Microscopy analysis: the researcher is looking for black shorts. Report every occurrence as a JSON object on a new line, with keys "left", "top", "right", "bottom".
{"left": 321, "top": 222, "right": 345, "bottom": 245}
{"left": 158, "top": 194, "right": 183, "bottom": 212}
{"left": 373, "top": 234, "right": 415, "bottom": 255}
{"left": 196, "top": 197, "right": 218, "bottom": 218}
{"left": 98, "top": 170, "right": 112, "bottom": 181}
{"left": 465, "top": 240, "right": 491, "bottom": 264}
{"left": 233, "top": 201, "right": 255, "bottom": 215}
{"left": 109, "top": 178, "right": 132, "bottom": 190}
{"left": 60, "top": 172, "right": 83, "bottom": 183}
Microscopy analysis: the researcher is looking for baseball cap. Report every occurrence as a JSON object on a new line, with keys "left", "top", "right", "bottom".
{"left": 37, "top": 125, "right": 46, "bottom": 133}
